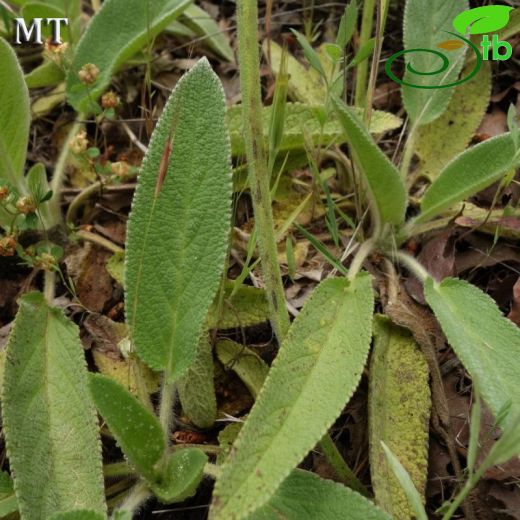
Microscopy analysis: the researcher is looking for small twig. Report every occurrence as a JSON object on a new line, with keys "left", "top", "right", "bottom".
{"left": 75, "top": 229, "right": 124, "bottom": 254}
{"left": 66, "top": 181, "right": 103, "bottom": 225}
{"left": 121, "top": 122, "right": 148, "bottom": 154}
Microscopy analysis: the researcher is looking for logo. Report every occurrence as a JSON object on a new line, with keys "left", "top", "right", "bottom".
{"left": 13, "top": 18, "right": 69, "bottom": 45}
{"left": 385, "top": 5, "right": 513, "bottom": 89}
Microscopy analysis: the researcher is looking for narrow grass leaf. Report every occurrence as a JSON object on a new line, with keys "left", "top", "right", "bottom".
{"left": 2, "top": 293, "right": 106, "bottom": 519}
{"left": 424, "top": 277, "right": 520, "bottom": 427}
{"left": 125, "top": 59, "right": 232, "bottom": 381}
{"left": 332, "top": 97, "right": 407, "bottom": 225}
{"left": 89, "top": 374, "right": 165, "bottom": 483}
{"left": 0, "top": 37, "right": 30, "bottom": 192}
{"left": 417, "top": 133, "right": 519, "bottom": 223}
{"left": 177, "top": 336, "right": 217, "bottom": 429}
{"left": 151, "top": 448, "right": 208, "bottom": 503}
{"left": 402, "top": 0, "right": 468, "bottom": 125}
{"left": 66, "top": 0, "right": 192, "bottom": 112}
{"left": 369, "top": 316, "right": 430, "bottom": 519}
{"left": 381, "top": 443, "right": 428, "bottom": 520}
{"left": 249, "top": 470, "right": 390, "bottom": 520}
{"left": 210, "top": 274, "right": 374, "bottom": 519}
{"left": 415, "top": 61, "right": 491, "bottom": 181}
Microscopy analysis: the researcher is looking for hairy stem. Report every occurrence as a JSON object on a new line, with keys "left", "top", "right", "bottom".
{"left": 116, "top": 480, "right": 151, "bottom": 515}
{"left": 159, "top": 378, "right": 176, "bottom": 446}
{"left": 66, "top": 180, "right": 103, "bottom": 225}
{"left": 354, "top": 0, "right": 375, "bottom": 107}
{"left": 236, "top": 0, "right": 290, "bottom": 341}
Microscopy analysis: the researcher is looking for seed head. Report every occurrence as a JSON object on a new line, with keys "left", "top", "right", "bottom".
{"left": 111, "top": 161, "right": 130, "bottom": 179}
{"left": 70, "top": 130, "right": 89, "bottom": 154}
{"left": 0, "top": 185, "right": 9, "bottom": 201}
{"left": 16, "top": 196, "right": 36, "bottom": 215}
{"left": 101, "top": 91, "right": 120, "bottom": 109}
{"left": 35, "top": 253, "right": 57, "bottom": 271}
{"left": 0, "top": 236, "right": 16, "bottom": 257}
{"left": 78, "top": 63, "right": 99, "bottom": 85}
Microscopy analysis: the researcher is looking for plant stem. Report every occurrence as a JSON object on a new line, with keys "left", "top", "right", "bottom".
{"left": 348, "top": 238, "right": 375, "bottom": 281}
{"left": 43, "top": 270, "right": 55, "bottom": 303}
{"left": 392, "top": 250, "right": 429, "bottom": 282}
{"left": 319, "top": 435, "right": 370, "bottom": 497}
{"left": 400, "top": 129, "right": 417, "bottom": 180}
{"left": 442, "top": 466, "right": 485, "bottom": 520}
{"left": 66, "top": 180, "right": 103, "bottom": 225}
{"left": 354, "top": 0, "right": 375, "bottom": 107}
{"left": 159, "top": 378, "right": 176, "bottom": 446}
{"left": 75, "top": 229, "right": 124, "bottom": 254}
{"left": 204, "top": 463, "right": 221, "bottom": 480}
{"left": 116, "top": 480, "right": 151, "bottom": 514}
{"left": 104, "top": 461, "right": 136, "bottom": 479}
{"left": 236, "top": 0, "right": 290, "bottom": 342}
{"left": 50, "top": 115, "right": 85, "bottom": 224}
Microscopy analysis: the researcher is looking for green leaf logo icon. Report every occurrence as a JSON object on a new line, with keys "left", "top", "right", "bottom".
{"left": 453, "top": 5, "right": 513, "bottom": 35}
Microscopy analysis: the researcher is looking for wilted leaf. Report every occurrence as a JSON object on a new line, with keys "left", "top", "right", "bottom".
{"left": 332, "top": 97, "right": 407, "bottom": 225}
{"left": 415, "top": 61, "right": 491, "bottom": 181}
{"left": 67, "top": 0, "right": 192, "bottom": 112}
{"left": 369, "top": 316, "right": 430, "bottom": 519}
{"left": 249, "top": 470, "right": 391, "bottom": 520}
{"left": 425, "top": 277, "right": 520, "bottom": 427}
{"left": 2, "top": 293, "right": 106, "bottom": 518}
{"left": 210, "top": 274, "right": 374, "bottom": 519}
{"left": 178, "top": 336, "right": 217, "bottom": 429}
{"left": 125, "top": 59, "right": 232, "bottom": 381}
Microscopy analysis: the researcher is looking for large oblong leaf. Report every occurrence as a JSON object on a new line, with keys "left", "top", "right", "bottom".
{"left": 1, "top": 293, "right": 106, "bottom": 519}
{"left": 417, "top": 133, "right": 518, "bottom": 223}
{"left": 210, "top": 274, "right": 374, "bottom": 520}
{"left": 401, "top": 0, "right": 468, "bottom": 125}
{"left": 369, "top": 316, "right": 430, "bottom": 519}
{"left": 332, "top": 97, "right": 407, "bottom": 225}
{"left": 89, "top": 374, "right": 165, "bottom": 482}
{"left": 250, "top": 470, "right": 391, "bottom": 520}
{"left": 0, "top": 38, "right": 30, "bottom": 191}
{"left": 424, "top": 277, "right": 520, "bottom": 427}
{"left": 66, "top": 0, "right": 192, "bottom": 112}
{"left": 125, "top": 58, "right": 232, "bottom": 381}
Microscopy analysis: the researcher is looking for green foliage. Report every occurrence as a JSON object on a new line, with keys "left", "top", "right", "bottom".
{"left": 177, "top": 336, "right": 217, "bottom": 428}
{"left": 125, "top": 59, "right": 232, "bottom": 381}
{"left": 369, "top": 316, "right": 430, "bottom": 519}
{"left": 151, "top": 448, "right": 208, "bottom": 503}
{"left": 0, "top": 37, "right": 30, "bottom": 193}
{"left": 89, "top": 374, "right": 165, "bottom": 482}
{"left": 249, "top": 470, "right": 391, "bottom": 520}
{"left": 0, "top": 471, "right": 18, "bottom": 517}
{"left": 417, "top": 133, "right": 519, "bottom": 223}
{"left": 402, "top": 0, "right": 468, "bottom": 125}
{"left": 216, "top": 339, "right": 269, "bottom": 398}
{"left": 210, "top": 275, "right": 374, "bottom": 519}
{"left": 414, "top": 61, "right": 491, "bottom": 181}
{"left": 50, "top": 512, "right": 106, "bottom": 520}
{"left": 227, "top": 102, "right": 403, "bottom": 157}
{"left": 332, "top": 97, "right": 407, "bottom": 225}
{"left": 26, "top": 60, "right": 65, "bottom": 89}
{"left": 424, "top": 277, "right": 520, "bottom": 428}
{"left": 21, "top": 2, "right": 70, "bottom": 40}
{"left": 66, "top": 0, "right": 192, "bottom": 112}
{"left": 452, "top": 5, "right": 513, "bottom": 35}
{"left": 2, "top": 293, "right": 106, "bottom": 519}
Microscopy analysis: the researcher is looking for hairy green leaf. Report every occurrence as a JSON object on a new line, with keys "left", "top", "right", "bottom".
{"left": 369, "top": 316, "right": 430, "bottom": 519}
{"left": 178, "top": 4, "right": 234, "bottom": 62}
{"left": 125, "top": 59, "right": 232, "bottom": 381}
{"left": 26, "top": 60, "right": 65, "bottom": 89}
{"left": 216, "top": 339, "right": 269, "bottom": 398}
{"left": 425, "top": 277, "right": 520, "bottom": 427}
{"left": 207, "top": 282, "right": 270, "bottom": 329}
{"left": 0, "top": 38, "right": 30, "bottom": 192}
{"left": 2, "top": 293, "right": 106, "bottom": 519}
{"left": 402, "top": 0, "right": 468, "bottom": 125}
{"left": 250, "top": 470, "right": 391, "bottom": 520}
{"left": 210, "top": 274, "right": 374, "bottom": 519}
{"left": 177, "top": 336, "right": 217, "bottom": 429}
{"left": 66, "top": 0, "right": 192, "bottom": 112}
{"left": 151, "top": 448, "right": 208, "bottom": 503}
{"left": 415, "top": 61, "right": 491, "bottom": 181}
{"left": 417, "top": 133, "right": 518, "bottom": 223}
{"left": 332, "top": 97, "right": 407, "bottom": 225}
{"left": 227, "top": 102, "right": 402, "bottom": 157}
{"left": 89, "top": 374, "right": 165, "bottom": 482}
